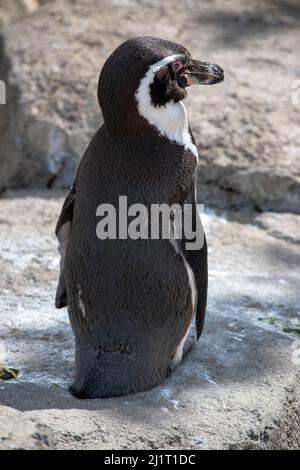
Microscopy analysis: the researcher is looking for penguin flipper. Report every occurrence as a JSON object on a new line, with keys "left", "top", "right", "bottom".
{"left": 55, "top": 184, "right": 76, "bottom": 309}
{"left": 182, "top": 179, "right": 208, "bottom": 340}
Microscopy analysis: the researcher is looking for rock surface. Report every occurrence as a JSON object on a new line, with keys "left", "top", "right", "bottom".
{"left": 254, "top": 212, "right": 300, "bottom": 245}
{"left": 0, "top": 0, "right": 300, "bottom": 212}
{"left": 0, "top": 1, "right": 39, "bottom": 28}
{"left": 0, "top": 191, "right": 299, "bottom": 449}
{"left": 0, "top": 406, "right": 52, "bottom": 450}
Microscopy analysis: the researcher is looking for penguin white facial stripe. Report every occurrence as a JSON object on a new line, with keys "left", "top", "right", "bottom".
{"left": 135, "top": 55, "right": 198, "bottom": 159}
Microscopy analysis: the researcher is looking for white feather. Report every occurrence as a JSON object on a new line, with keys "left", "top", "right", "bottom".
{"left": 135, "top": 55, "right": 198, "bottom": 159}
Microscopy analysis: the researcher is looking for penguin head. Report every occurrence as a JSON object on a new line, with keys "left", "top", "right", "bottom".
{"left": 98, "top": 37, "right": 224, "bottom": 135}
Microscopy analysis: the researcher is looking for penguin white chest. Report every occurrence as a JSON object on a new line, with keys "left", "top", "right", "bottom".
{"left": 135, "top": 55, "right": 198, "bottom": 160}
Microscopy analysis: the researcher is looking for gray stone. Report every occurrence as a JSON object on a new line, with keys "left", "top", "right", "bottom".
{"left": 254, "top": 212, "right": 300, "bottom": 245}
{"left": 0, "top": 0, "right": 300, "bottom": 212}
{"left": 0, "top": 1, "right": 39, "bottom": 28}
{"left": 0, "top": 406, "right": 52, "bottom": 450}
{"left": 0, "top": 191, "right": 299, "bottom": 449}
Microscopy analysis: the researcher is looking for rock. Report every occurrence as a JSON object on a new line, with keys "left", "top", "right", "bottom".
{"left": 0, "top": 0, "right": 300, "bottom": 211}
{"left": 0, "top": 190, "right": 299, "bottom": 449}
{"left": 0, "top": 406, "right": 52, "bottom": 449}
{"left": 254, "top": 212, "right": 300, "bottom": 245}
{"left": 0, "top": 1, "right": 39, "bottom": 28}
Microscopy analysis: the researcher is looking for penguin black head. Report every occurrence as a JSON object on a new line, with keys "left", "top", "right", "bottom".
{"left": 98, "top": 37, "right": 224, "bottom": 136}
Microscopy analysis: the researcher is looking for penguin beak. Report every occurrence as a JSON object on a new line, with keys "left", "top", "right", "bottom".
{"left": 184, "top": 59, "right": 224, "bottom": 85}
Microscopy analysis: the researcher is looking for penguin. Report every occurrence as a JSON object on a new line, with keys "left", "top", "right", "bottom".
{"left": 55, "top": 37, "right": 224, "bottom": 398}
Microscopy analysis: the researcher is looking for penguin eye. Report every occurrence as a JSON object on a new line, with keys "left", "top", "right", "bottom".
{"left": 172, "top": 61, "right": 182, "bottom": 72}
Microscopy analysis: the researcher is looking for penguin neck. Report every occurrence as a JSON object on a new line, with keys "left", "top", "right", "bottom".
{"left": 141, "top": 99, "right": 191, "bottom": 149}
{"left": 135, "top": 55, "right": 198, "bottom": 159}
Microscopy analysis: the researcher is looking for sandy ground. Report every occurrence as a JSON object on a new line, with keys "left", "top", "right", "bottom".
{"left": 0, "top": 190, "right": 299, "bottom": 449}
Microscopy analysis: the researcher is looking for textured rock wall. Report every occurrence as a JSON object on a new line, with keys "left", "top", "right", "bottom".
{"left": 0, "top": 0, "right": 39, "bottom": 28}
{"left": 0, "top": 0, "right": 299, "bottom": 211}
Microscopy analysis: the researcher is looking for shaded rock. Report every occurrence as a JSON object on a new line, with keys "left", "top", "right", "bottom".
{"left": 0, "top": 0, "right": 39, "bottom": 28}
{"left": 0, "top": 0, "right": 300, "bottom": 211}
{"left": 254, "top": 212, "right": 300, "bottom": 245}
{"left": 0, "top": 406, "right": 52, "bottom": 449}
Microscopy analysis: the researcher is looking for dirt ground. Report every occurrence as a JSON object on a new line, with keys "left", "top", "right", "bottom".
{"left": 1, "top": 0, "right": 300, "bottom": 211}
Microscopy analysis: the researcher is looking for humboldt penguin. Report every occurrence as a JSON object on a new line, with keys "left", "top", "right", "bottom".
{"left": 55, "top": 37, "right": 224, "bottom": 398}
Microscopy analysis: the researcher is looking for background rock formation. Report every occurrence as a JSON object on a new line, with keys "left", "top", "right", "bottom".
{"left": 0, "top": 1, "right": 40, "bottom": 28}
{"left": 0, "top": 0, "right": 299, "bottom": 211}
